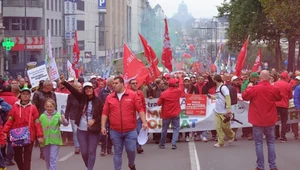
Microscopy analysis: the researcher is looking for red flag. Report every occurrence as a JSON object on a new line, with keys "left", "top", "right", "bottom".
{"left": 252, "top": 49, "right": 262, "bottom": 72}
{"left": 162, "top": 18, "right": 173, "bottom": 72}
{"left": 138, "top": 33, "right": 158, "bottom": 65}
{"left": 235, "top": 37, "right": 249, "bottom": 76}
{"left": 72, "top": 31, "right": 81, "bottom": 78}
{"left": 138, "top": 33, "right": 161, "bottom": 82}
{"left": 123, "top": 43, "right": 149, "bottom": 87}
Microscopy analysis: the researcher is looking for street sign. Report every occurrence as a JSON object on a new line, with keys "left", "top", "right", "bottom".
{"left": 2, "top": 38, "right": 15, "bottom": 51}
{"left": 98, "top": 0, "right": 106, "bottom": 13}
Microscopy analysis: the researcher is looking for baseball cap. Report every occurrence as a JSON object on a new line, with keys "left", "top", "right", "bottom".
{"left": 184, "top": 77, "right": 190, "bottom": 81}
{"left": 90, "top": 75, "right": 97, "bottom": 80}
{"left": 295, "top": 76, "right": 300, "bottom": 81}
{"left": 280, "top": 72, "right": 288, "bottom": 79}
{"left": 250, "top": 72, "right": 259, "bottom": 78}
{"left": 83, "top": 82, "right": 93, "bottom": 88}
{"left": 231, "top": 76, "right": 239, "bottom": 82}
{"left": 67, "top": 77, "right": 75, "bottom": 82}
{"left": 21, "top": 84, "right": 31, "bottom": 93}
{"left": 168, "top": 78, "right": 178, "bottom": 86}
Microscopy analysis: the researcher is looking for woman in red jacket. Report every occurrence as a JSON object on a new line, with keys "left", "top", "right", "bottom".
{"left": 3, "top": 85, "right": 44, "bottom": 170}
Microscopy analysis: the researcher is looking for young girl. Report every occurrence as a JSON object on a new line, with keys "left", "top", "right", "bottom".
{"left": 39, "top": 99, "right": 69, "bottom": 170}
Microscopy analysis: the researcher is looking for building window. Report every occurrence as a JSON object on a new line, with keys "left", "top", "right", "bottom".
{"left": 32, "top": 18, "right": 37, "bottom": 30}
{"left": 78, "top": 40, "right": 85, "bottom": 51}
{"left": 99, "top": 13, "right": 105, "bottom": 27}
{"left": 3, "top": 18, "right": 9, "bottom": 30}
{"left": 99, "top": 31, "right": 104, "bottom": 49}
{"left": 59, "top": 20, "right": 62, "bottom": 36}
{"left": 55, "top": 0, "right": 57, "bottom": 11}
{"left": 77, "top": 0, "right": 85, "bottom": 11}
{"left": 55, "top": 20, "right": 57, "bottom": 35}
{"left": 51, "top": 0, "right": 53, "bottom": 11}
{"left": 12, "top": 18, "right": 20, "bottom": 30}
{"left": 51, "top": 19, "right": 54, "bottom": 35}
{"left": 58, "top": 0, "right": 61, "bottom": 12}
{"left": 47, "top": 19, "right": 49, "bottom": 32}
{"left": 77, "top": 20, "right": 85, "bottom": 31}
{"left": 46, "top": 0, "right": 49, "bottom": 10}
{"left": 11, "top": 52, "right": 19, "bottom": 65}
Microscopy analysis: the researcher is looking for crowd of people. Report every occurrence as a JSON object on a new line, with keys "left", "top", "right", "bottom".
{"left": 0, "top": 68, "right": 297, "bottom": 170}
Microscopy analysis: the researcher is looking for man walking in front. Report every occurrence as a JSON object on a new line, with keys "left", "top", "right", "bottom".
{"left": 274, "top": 72, "right": 293, "bottom": 142}
{"left": 210, "top": 75, "right": 235, "bottom": 147}
{"left": 101, "top": 77, "right": 148, "bottom": 170}
{"left": 242, "top": 70, "right": 282, "bottom": 170}
{"left": 157, "top": 73, "right": 183, "bottom": 149}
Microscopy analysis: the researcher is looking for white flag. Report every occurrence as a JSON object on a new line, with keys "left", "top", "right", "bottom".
{"left": 49, "top": 58, "right": 60, "bottom": 81}
{"left": 67, "top": 60, "right": 76, "bottom": 78}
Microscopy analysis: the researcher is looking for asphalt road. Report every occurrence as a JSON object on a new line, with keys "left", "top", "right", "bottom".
{"left": 7, "top": 131, "right": 300, "bottom": 170}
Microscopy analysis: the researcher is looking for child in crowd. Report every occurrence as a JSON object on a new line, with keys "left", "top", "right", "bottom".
{"left": 39, "top": 99, "right": 69, "bottom": 170}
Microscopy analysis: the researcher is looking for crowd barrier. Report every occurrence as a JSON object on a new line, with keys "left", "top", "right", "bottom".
{"left": 55, "top": 93, "right": 300, "bottom": 132}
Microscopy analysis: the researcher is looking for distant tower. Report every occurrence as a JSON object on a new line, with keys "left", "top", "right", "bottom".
{"left": 172, "top": 1, "right": 194, "bottom": 28}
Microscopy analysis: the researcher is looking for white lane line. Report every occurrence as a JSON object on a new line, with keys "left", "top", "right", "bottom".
{"left": 189, "top": 141, "right": 201, "bottom": 170}
{"left": 59, "top": 152, "right": 74, "bottom": 162}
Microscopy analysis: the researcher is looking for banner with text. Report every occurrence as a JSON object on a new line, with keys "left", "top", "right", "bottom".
{"left": 55, "top": 93, "right": 300, "bottom": 132}
{"left": 27, "top": 65, "right": 49, "bottom": 88}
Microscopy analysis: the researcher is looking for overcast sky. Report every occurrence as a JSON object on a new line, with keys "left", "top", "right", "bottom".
{"left": 148, "top": 0, "right": 224, "bottom": 18}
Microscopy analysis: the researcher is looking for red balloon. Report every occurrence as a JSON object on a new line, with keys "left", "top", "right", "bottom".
{"left": 190, "top": 44, "right": 195, "bottom": 51}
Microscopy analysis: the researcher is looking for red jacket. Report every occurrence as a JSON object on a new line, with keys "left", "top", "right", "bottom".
{"left": 102, "top": 89, "right": 143, "bottom": 132}
{"left": 157, "top": 77, "right": 183, "bottom": 119}
{"left": 56, "top": 88, "right": 70, "bottom": 94}
{"left": 242, "top": 80, "right": 282, "bottom": 126}
{"left": 274, "top": 80, "right": 293, "bottom": 108}
{"left": 0, "top": 125, "right": 6, "bottom": 145}
{"left": 0, "top": 92, "right": 18, "bottom": 106}
{"left": 136, "top": 90, "right": 146, "bottom": 113}
{"left": 3, "top": 101, "right": 44, "bottom": 141}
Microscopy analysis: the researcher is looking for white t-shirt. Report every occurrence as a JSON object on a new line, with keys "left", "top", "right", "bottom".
{"left": 117, "top": 91, "right": 125, "bottom": 101}
{"left": 214, "top": 84, "right": 230, "bottom": 114}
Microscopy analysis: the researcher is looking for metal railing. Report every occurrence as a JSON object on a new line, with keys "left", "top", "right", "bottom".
{"left": 3, "top": 0, "right": 44, "bottom": 8}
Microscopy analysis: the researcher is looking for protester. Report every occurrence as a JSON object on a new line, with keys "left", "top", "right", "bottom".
{"left": 98, "top": 77, "right": 114, "bottom": 156}
{"left": 0, "top": 122, "right": 6, "bottom": 170}
{"left": 61, "top": 75, "right": 103, "bottom": 170}
{"left": 274, "top": 72, "right": 293, "bottom": 142}
{"left": 39, "top": 99, "right": 69, "bottom": 170}
{"left": 208, "top": 75, "right": 235, "bottom": 147}
{"left": 293, "top": 76, "right": 300, "bottom": 139}
{"left": 65, "top": 82, "right": 83, "bottom": 154}
{"left": 129, "top": 79, "right": 147, "bottom": 154}
{"left": 32, "top": 80, "right": 57, "bottom": 159}
{"left": 3, "top": 85, "right": 44, "bottom": 170}
{"left": 101, "top": 77, "right": 148, "bottom": 170}
{"left": 242, "top": 70, "right": 281, "bottom": 170}
{"left": 157, "top": 73, "right": 183, "bottom": 149}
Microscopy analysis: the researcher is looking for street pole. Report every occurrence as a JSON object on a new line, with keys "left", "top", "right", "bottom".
{"left": 24, "top": 0, "right": 27, "bottom": 76}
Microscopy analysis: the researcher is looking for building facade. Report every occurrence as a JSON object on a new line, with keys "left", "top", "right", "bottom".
{"left": 3, "top": 0, "right": 64, "bottom": 77}
{"left": 0, "top": 0, "right": 4, "bottom": 75}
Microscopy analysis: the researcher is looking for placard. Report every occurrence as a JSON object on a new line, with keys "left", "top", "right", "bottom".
{"left": 27, "top": 65, "right": 49, "bottom": 88}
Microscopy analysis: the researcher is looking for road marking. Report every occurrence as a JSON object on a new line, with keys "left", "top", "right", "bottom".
{"left": 59, "top": 152, "right": 74, "bottom": 162}
{"left": 189, "top": 141, "right": 201, "bottom": 170}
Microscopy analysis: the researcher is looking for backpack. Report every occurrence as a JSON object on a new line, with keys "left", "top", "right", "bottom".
{"left": 220, "top": 84, "right": 238, "bottom": 105}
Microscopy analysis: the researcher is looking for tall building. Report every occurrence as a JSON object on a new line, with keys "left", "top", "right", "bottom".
{"left": 3, "top": 0, "right": 64, "bottom": 77}
{"left": 172, "top": 1, "right": 194, "bottom": 28}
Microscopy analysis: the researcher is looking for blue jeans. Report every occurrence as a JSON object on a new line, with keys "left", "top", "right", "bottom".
{"left": 110, "top": 129, "right": 137, "bottom": 170}
{"left": 70, "top": 120, "right": 80, "bottom": 149}
{"left": 42, "top": 145, "right": 59, "bottom": 170}
{"left": 136, "top": 118, "right": 142, "bottom": 149}
{"left": 160, "top": 116, "right": 180, "bottom": 146}
{"left": 253, "top": 125, "right": 277, "bottom": 170}
{"left": 77, "top": 129, "right": 100, "bottom": 170}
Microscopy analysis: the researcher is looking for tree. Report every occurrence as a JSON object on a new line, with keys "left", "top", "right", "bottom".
{"left": 217, "top": 0, "right": 283, "bottom": 69}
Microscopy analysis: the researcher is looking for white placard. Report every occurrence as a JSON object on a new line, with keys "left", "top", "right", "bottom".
{"left": 27, "top": 65, "right": 49, "bottom": 88}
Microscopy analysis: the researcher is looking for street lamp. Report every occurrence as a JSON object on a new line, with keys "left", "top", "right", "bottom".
{"left": 24, "top": 0, "right": 27, "bottom": 76}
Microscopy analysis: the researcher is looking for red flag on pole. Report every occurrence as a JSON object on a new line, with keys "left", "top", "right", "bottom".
{"left": 162, "top": 18, "right": 173, "bottom": 72}
{"left": 72, "top": 31, "right": 81, "bottom": 78}
{"left": 252, "top": 49, "right": 262, "bottom": 72}
{"left": 138, "top": 33, "right": 159, "bottom": 66}
{"left": 123, "top": 43, "right": 149, "bottom": 87}
{"left": 138, "top": 33, "right": 161, "bottom": 82}
{"left": 235, "top": 37, "right": 249, "bottom": 76}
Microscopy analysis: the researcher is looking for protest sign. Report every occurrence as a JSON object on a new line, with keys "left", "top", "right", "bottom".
{"left": 27, "top": 64, "right": 49, "bottom": 88}
{"left": 185, "top": 94, "right": 207, "bottom": 116}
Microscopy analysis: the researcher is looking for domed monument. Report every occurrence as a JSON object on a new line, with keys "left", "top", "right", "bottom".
{"left": 172, "top": 1, "right": 194, "bottom": 28}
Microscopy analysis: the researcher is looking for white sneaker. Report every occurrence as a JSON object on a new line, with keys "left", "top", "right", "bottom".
{"left": 214, "top": 143, "right": 224, "bottom": 147}
{"left": 202, "top": 137, "right": 208, "bottom": 142}
{"left": 185, "top": 136, "right": 190, "bottom": 142}
{"left": 228, "top": 132, "right": 235, "bottom": 144}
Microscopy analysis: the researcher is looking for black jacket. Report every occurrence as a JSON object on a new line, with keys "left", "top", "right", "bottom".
{"left": 32, "top": 90, "right": 57, "bottom": 115}
{"left": 202, "top": 76, "right": 215, "bottom": 94}
{"left": 63, "top": 81, "right": 103, "bottom": 131}
{"left": 65, "top": 94, "right": 80, "bottom": 121}
{"left": 98, "top": 87, "right": 112, "bottom": 105}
